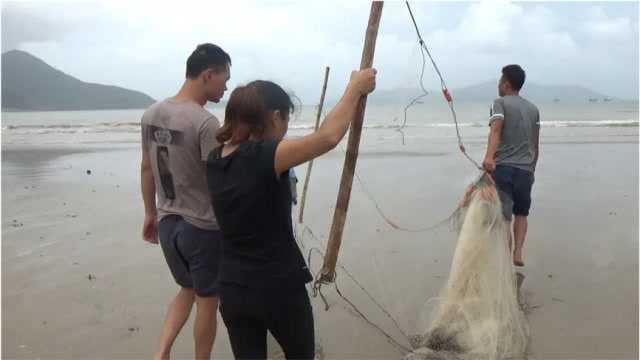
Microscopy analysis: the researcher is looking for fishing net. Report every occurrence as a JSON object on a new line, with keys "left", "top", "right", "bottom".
{"left": 286, "top": 172, "right": 529, "bottom": 360}
{"left": 404, "top": 175, "right": 529, "bottom": 360}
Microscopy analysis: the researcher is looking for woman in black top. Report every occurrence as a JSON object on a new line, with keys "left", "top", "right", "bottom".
{"left": 207, "top": 69, "right": 376, "bottom": 360}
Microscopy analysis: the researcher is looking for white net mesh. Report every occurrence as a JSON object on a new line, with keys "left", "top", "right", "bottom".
{"left": 405, "top": 179, "right": 529, "bottom": 360}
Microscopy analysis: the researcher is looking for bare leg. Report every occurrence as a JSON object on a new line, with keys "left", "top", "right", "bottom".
{"left": 194, "top": 295, "right": 219, "bottom": 359}
{"left": 507, "top": 219, "right": 513, "bottom": 253}
{"left": 513, "top": 215, "right": 528, "bottom": 265}
{"left": 155, "top": 287, "right": 196, "bottom": 360}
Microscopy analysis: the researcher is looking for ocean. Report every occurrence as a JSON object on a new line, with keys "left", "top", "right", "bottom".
{"left": 2, "top": 100, "right": 638, "bottom": 147}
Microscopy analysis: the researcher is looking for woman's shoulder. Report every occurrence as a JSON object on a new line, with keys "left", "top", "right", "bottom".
{"left": 207, "top": 140, "right": 280, "bottom": 166}
{"left": 240, "top": 139, "right": 280, "bottom": 158}
{"left": 246, "top": 138, "right": 279, "bottom": 149}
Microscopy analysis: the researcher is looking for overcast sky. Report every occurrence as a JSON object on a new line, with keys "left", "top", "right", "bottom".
{"left": 2, "top": 1, "right": 638, "bottom": 102}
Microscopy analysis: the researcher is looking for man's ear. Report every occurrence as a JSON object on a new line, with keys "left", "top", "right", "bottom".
{"left": 202, "top": 69, "right": 213, "bottom": 82}
{"left": 273, "top": 109, "right": 282, "bottom": 122}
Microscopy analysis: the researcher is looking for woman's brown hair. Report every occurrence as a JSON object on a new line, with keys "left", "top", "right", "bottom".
{"left": 217, "top": 80, "right": 294, "bottom": 144}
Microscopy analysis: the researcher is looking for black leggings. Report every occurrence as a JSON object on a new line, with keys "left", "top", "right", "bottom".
{"left": 219, "top": 284, "right": 315, "bottom": 360}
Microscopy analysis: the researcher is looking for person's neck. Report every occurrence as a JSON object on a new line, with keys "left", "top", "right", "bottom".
{"left": 504, "top": 90, "right": 519, "bottom": 97}
{"left": 173, "top": 80, "right": 207, "bottom": 106}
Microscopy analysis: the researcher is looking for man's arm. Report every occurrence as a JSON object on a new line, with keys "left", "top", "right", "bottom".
{"left": 532, "top": 120, "right": 540, "bottom": 172}
{"left": 199, "top": 115, "right": 221, "bottom": 161}
{"left": 483, "top": 118, "right": 504, "bottom": 172}
{"left": 483, "top": 99, "right": 505, "bottom": 172}
{"left": 141, "top": 149, "right": 158, "bottom": 243}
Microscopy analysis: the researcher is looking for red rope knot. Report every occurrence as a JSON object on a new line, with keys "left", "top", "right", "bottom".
{"left": 442, "top": 87, "right": 452, "bottom": 102}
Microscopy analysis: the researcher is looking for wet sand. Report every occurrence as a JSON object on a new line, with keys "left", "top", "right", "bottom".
{"left": 2, "top": 126, "right": 638, "bottom": 359}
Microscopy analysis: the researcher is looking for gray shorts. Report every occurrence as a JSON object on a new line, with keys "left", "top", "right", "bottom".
{"left": 159, "top": 215, "right": 222, "bottom": 297}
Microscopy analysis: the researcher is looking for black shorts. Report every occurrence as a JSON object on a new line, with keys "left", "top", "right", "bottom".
{"left": 219, "top": 284, "right": 315, "bottom": 360}
{"left": 492, "top": 165, "right": 534, "bottom": 221}
{"left": 158, "top": 215, "right": 222, "bottom": 297}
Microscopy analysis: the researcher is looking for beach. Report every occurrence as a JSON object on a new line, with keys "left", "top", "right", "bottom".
{"left": 2, "top": 107, "right": 639, "bottom": 359}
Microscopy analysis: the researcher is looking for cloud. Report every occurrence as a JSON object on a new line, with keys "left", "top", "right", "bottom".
{"left": 2, "top": 1, "right": 638, "bottom": 101}
{"left": 581, "top": 6, "right": 634, "bottom": 41}
{"left": 386, "top": 1, "right": 636, "bottom": 99}
{"left": 1, "top": 2, "right": 67, "bottom": 51}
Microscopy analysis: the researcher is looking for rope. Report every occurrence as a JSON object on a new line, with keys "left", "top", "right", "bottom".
{"left": 354, "top": 169, "right": 457, "bottom": 233}
{"left": 296, "top": 223, "right": 412, "bottom": 353}
{"left": 405, "top": 1, "right": 482, "bottom": 171}
{"left": 336, "top": 143, "right": 458, "bottom": 233}
{"left": 345, "top": 2, "right": 487, "bottom": 232}
{"left": 396, "top": 39, "right": 429, "bottom": 145}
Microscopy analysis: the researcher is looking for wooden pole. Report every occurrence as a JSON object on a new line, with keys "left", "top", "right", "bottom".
{"left": 319, "top": 1, "right": 383, "bottom": 283}
{"left": 298, "top": 66, "right": 331, "bottom": 224}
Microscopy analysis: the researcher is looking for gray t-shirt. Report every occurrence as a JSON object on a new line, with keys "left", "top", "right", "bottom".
{"left": 489, "top": 95, "right": 540, "bottom": 172}
{"left": 141, "top": 98, "right": 220, "bottom": 230}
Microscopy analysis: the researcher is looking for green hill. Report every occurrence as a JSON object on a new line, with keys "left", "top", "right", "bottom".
{"left": 2, "top": 50, "right": 155, "bottom": 111}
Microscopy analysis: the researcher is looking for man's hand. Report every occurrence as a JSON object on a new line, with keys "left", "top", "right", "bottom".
{"left": 483, "top": 156, "right": 496, "bottom": 172}
{"left": 142, "top": 213, "right": 158, "bottom": 244}
{"left": 140, "top": 149, "right": 158, "bottom": 244}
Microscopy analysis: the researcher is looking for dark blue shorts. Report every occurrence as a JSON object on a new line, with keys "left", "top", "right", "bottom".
{"left": 158, "top": 215, "right": 222, "bottom": 297}
{"left": 492, "top": 165, "right": 534, "bottom": 221}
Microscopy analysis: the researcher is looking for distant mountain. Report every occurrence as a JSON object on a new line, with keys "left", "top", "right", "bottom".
{"left": 2, "top": 50, "right": 155, "bottom": 111}
{"left": 363, "top": 81, "right": 614, "bottom": 105}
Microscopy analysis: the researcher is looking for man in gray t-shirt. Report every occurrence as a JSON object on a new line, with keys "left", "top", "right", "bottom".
{"left": 140, "top": 43, "right": 230, "bottom": 359}
{"left": 483, "top": 64, "right": 540, "bottom": 267}
{"left": 142, "top": 99, "right": 220, "bottom": 230}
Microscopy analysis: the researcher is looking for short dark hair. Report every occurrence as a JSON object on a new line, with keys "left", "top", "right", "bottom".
{"left": 186, "top": 43, "right": 231, "bottom": 79}
{"left": 501, "top": 64, "right": 525, "bottom": 91}
{"left": 217, "top": 80, "right": 295, "bottom": 144}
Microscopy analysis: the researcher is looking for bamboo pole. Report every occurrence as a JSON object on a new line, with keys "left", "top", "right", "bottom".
{"left": 319, "top": 1, "right": 383, "bottom": 283}
{"left": 298, "top": 66, "right": 331, "bottom": 224}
